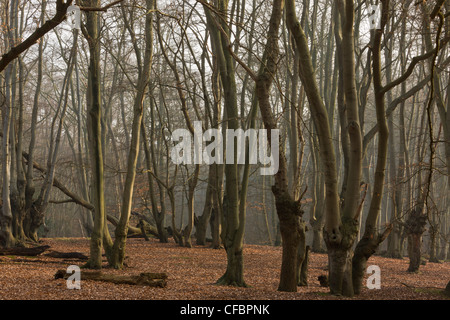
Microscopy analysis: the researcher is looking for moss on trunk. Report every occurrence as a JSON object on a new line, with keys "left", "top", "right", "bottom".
{"left": 216, "top": 248, "right": 247, "bottom": 287}
{"left": 274, "top": 187, "right": 305, "bottom": 292}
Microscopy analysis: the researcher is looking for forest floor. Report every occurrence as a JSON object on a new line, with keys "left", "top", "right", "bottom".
{"left": 0, "top": 237, "right": 448, "bottom": 300}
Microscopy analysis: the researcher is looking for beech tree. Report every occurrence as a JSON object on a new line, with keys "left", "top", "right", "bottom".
{"left": 202, "top": 0, "right": 247, "bottom": 287}
{"left": 286, "top": 0, "right": 449, "bottom": 296}
{"left": 110, "top": 0, "right": 155, "bottom": 269}
{"left": 1, "top": 0, "right": 449, "bottom": 299}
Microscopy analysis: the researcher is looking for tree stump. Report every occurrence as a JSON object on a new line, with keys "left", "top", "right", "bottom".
{"left": 318, "top": 275, "right": 329, "bottom": 287}
{"left": 444, "top": 281, "right": 450, "bottom": 297}
{"left": 54, "top": 269, "right": 168, "bottom": 287}
{"left": 405, "top": 207, "right": 428, "bottom": 273}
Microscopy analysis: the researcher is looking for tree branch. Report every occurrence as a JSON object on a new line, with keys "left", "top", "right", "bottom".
{"left": 363, "top": 54, "right": 450, "bottom": 151}
{"left": 430, "top": 0, "right": 445, "bottom": 19}
{"left": 79, "top": 0, "right": 124, "bottom": 12}
{"left": 380, "top": 35, "right": 450, "bottom": 95}
{"left": 0, "top": 0, "right": 73, "bottom": 73}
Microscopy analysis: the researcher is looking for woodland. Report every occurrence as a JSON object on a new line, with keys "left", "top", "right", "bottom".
{"left": 0, "top": 0, "right": 449, "bottom": 301}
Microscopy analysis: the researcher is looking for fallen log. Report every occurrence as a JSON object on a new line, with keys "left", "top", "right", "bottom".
{"left": 9, "top": 258, "right": 61, "bottom": 264}
{"left": 44, "top": 251, "right": 88, "bottom": 260}
{"left": 54, "top": 269, "right": 168, "bottom": 287}
{"left": 137, "top": 220, "right": 158, "bottom": 238}
{"left": 131, "top": 210, "right": 153, "bottom": 224}
{"left": 107, "top": 215, "right": 159, "bottom": 238}
{"left": 0, "top": 245, "right": 50, "bottom": 256}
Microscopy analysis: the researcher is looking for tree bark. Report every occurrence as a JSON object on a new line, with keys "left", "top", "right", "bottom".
{"left": 405, "top": 206, "right": 427, "bottom": 272}
{"left": 110, "top": 0, "right": 154, "bottom": 269}
{"left": 195, "top": 166, "right": 214, "bottom": 245}
{"left": 286, "top": 0, "right": 355, "bottom": 296}
{"left": 252, "top": 0, "right": 307, "bottom": 292}
{"left": 0, "top": 0, "right": 19, "bottom": 247}
{"left": 297, "top": 245, "right": 309, "bottom": 286}
{"left": 352, "top": 0, "right": 392, "bottom": 295}
{"left": 55, "top": 270, "right": 167, "bottom": 287}
{"left": 141, "top": 115, "right": 168, "bottom": 243}
{"left": 203, "top": 0, "right": 246, "bottom": 287}
{"left": 83, "top": 0, "right": 105, "bottom": 269}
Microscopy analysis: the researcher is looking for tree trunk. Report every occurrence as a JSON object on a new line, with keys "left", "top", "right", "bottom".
{"left": 444, "top": 281, "right": 450, "bottom": 297}
{"left": 406, "top": 206, "right": 427, "bottom": 272}
{"left": 0, "top": 60, "right": 15, "bottom": 248}
{"left": 141, "top": 116, "right": 168, "bottom": 243}
{"left": 352, "top": 0, "right": 392, "bottom": 294}
{"left": 311, "top": 169, "right": 326, "bottom": 253}
{"left": 273, "top": 189, "right": 304, "bottom": 292}
{"left": 327, "top": 245, "right": 354, "bottom": 296}
{"left": 386, "top": 13, "right": 405, "bottom": 257}
{"left": 83, "top": 0, "right": 105, "bottom": 269}
{"left": 352, "top": 225, "right": 390, "bottom": 294}
{"left": 24, "top": 0, "right": 44, "bottom": 240}
{"left": 11, "top": 54, "right": 27, "bottom": 243}
{"left": 297, "top": 245, "right": 309, "bottom": 286}
{"left": 428, "top": 225, "right": 439, "bottom": 263}
{"left": 286, "top": 0, "right": 344, "bottom": 294}
{"left": 110, "top": 0, "right": 154, "bottom": 269}
{"left": 438, "top": 233, "right": 449, "bottom": 261}
{"left": 195, "top": 166, "right": 214, "bottom": 245}
{"left": 203, "top": 0, "right": 246, "bottom": 287}
{"left": 407, "top": 233, "right": 423, "bottom": 273}
{"left": 250, "top": 0, "right": 307, "bottom": 292}
{"left": 183, "top": 165, "right": 199, "bottom": 248}
{"left": 209, "top": 53, "right": 223, "bottom": 250}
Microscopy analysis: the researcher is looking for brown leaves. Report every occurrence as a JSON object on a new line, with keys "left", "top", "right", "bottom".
{"left": 0, "top": 238, "right": 448, "bottom": 300}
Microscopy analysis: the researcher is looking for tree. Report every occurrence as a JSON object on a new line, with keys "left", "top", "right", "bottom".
{"left": 0, "top": 0, "right": 74, "bottom": 73}
{"left": 82, "top": 0, "right": 106, "bottom": 269}
{"left": 202, "top": 0, "right": 246, "bottom": 287}
{"left": 286, "top": 0, "right": 346, "bottom": 295}
{"left": 254, "top": 0, "right": 306, "bottom": 293}
{"left": 110, "top": 0, "right": 155, "bottom": 269}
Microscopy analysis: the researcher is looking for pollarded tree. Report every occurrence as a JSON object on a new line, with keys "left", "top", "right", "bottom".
{"left": 254, "top": 0, "right": 306, "bottom": 293}
{"left": 110, "top": 0, "right": 155, "bottom": 269}
{"left": 210, "top": 0, "right": 308, "bottom": 291}
{"left": 202, "top": 0, "right": 247, "bottom": 287}
{"left": 82, "top": 0, "right": 106, "bottom": 269}
{"left": 1, "top": 0, "right": 76, "bottom": 247}
{"left": 286, "top": 0, "right": 448, "bottom": 296}
{"left": 352, "top": 0, "right": 393, "bottom": 294}
{"left": 286, "top": 0, "right": 358, "bottom": 296}
{"left": 1, "top": 0, "right": 21, "bottom": 248}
